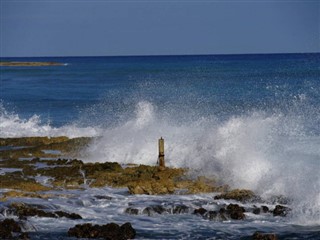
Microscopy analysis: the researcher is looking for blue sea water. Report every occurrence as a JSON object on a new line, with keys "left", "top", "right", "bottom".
{"left": 0, "top": 54, "right": 320, "bottom": 239}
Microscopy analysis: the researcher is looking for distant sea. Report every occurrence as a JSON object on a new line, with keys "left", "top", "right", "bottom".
{"left": 1, "top": 54, "right": 320, "bottom": 239}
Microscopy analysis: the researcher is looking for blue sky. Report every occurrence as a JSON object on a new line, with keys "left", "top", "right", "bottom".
{"left": 0, "top": 0, "right": 319, "bottom": 57}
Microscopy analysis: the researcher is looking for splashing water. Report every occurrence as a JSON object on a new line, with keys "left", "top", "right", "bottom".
{"left": 84, "top": 100, "right": 320, "bottom": 225}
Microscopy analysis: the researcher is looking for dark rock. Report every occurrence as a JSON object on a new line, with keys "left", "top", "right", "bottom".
{"left": 120, "top": 222, "right": 136, "bottom": 240}
{"left": 214, "top": 189, "right": 257, "bottom": 202}
{"left": 193, "top": 205, "right": 246, "bottom": 221}
{"left": 68, "top": 223, "right": 98, "bottom": 238}
{"left": 94, "top": 195, "right": 113, "bottom": 200}
{"left": 252, "top": 231, "right": 278, "bottom": 240}
{"left": 152, "top": 205, "right": 167, "bottom": 214}
{"left": 10, "top": 203, "right": 56, "bottom": 219}
{"left": 193, "top": 207, "right": 207, "bottom": 216}
{"left": 253, "top": 205, "right": 269, "bottom": 215}
{"left": 173, "top": 205, "right": 189, "bottom": 214}
{"left": 10, "top": 203, "right": 82, "bottom": 220}
{"left": 261, "top": 206, "right": 269, "bottom": 213}
{"left": 68, "top": 222, "right": 136, "bottom": 239}
{"left": 273, "top": 205, "right": 290, "bottom": 217}
{"left": 54, "top": 211, "right": 82, "bottom": 219}
{"left": 0, "top": 218, "right": 22, "bottom": 239}
{"left": 206, "top": 210, "right": 218, "bottom": 220}
{"left": 226, "top": 204, "right": 246, "bottom": 220}
{"left": 125, "top": 208, "right": 139, "bottom": 215}
{"left": 142, "top": 205, "right": 168, "bottom": 216}
{"left": 18, "top": 232, "right": 30, "bottom": 240}
{"left": 253, "top": 208, "right": 261, "bottom": 215}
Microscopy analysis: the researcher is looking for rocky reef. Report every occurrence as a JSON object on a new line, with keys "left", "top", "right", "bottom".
{"left": 0, "top": 61, "right": 64, "bottom": 67}
{"left": 0, "top": 137, "right": 226, "bottom": 194}
{"left": 0, "top": 136, "right": 294, "bottom": 239}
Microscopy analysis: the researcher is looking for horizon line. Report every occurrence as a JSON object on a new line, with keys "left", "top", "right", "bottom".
{"left": 1, "top": 51, "right": 319, "bottom": 59}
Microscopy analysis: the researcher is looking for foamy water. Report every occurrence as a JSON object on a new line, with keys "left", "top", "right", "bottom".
{"left": 0, "top": 105, "right": 100, "bottom": 138}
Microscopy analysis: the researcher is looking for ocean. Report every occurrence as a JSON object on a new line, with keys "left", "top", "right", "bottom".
{"left": 0, "top": 53, "right": 320, "bottom": 239}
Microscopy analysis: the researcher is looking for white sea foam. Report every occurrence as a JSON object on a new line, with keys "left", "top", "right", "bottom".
{"left": 0, "top": 105, "right": 100, "bottom": 138}
{"left": 85, "top": 101, "right": 320, "bottom": 225}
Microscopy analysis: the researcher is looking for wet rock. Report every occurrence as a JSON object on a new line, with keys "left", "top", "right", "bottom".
{"left": 194, "top": 204, "right": 245, "bottom": 221}
{"left": 0, "top": 174, "right": 51, "bottom": 192}
{"left": 253, "top": 205, "right": 269, "bottom": 215}
{"left": 214, "top": 189, "right": 257, "bottom": 202}
{"left": 18, "top": 232, "right": 30, "bottom": 240}
{"left": 226, "top": 204, "right": 246, "bottom": 220}
{"left": 125, "top": 208, "right": 139, "bottom": 215}
{"left": 253, "top": 207, "right": 261, "bottom": 215}
{"left": 262, "top": 206, "right": 269, "bottom": 213}
{"left": 273, "top": 205, "right": 290, "bottom": 217}
{"left": 252, "top": 231, "right": 278, "bottom": 240}
{"left": 193, "top": 207, "right": 207, "bottom": 216}
{"left": 54, "top": 211, "right": 82, "bottom": 219}
{"left": 10, "top": 202, "right": 82, "bottom": 219}
{"left": 10, "top": 202, "right": 56, "bottom": 219}
{"left": 68, "top": 222, "right": 136, "bottom": 239}
{"left": 0, "top": 190, "right": 53, "bottom": 201}
{"left": 142, "top": 205, "right": 168, "bottom": 216}
{"left": 120, "top": 222, "right": 136, "bottom": 240}
{"left": 173, "top": 205, "right": 189, "bottom": 214}
{"left": 0, "top": 218, "right": 24, "bottom": 239}
{"left": 127, "top": 179, "right": 175, "bottom": 195}
{"left": 206, "top": 210, "right": 218, "bottom": 220}
{"left": 94, "top": 195, "right": 113, "bottom": 200}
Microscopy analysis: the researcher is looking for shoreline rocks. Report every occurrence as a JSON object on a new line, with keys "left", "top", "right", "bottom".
{"left": 214, "top": 189, "right": 258, "bottom": 202}
{"left": 0, "top": 218, "right": 29, "bottom": 239}
{"left": 8, "top": 202, "right": 82, "bottom": 220}
{"left": 68, "top": 222, "right": 136, "bottom": 239}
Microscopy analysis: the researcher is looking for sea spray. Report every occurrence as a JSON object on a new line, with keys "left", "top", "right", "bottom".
{"left": 85, "top": 100, "right": 320, "bottom": 224}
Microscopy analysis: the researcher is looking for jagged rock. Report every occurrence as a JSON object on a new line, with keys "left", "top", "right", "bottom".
{"left": 94, "top": 195, "right": 113, "bottom": 200}
{"left": 142, "top": 205, "right": 168, "bottom": 216}
{"left": 252, "top": 231, "right": 278, "bottom": 240}
{"left": 173, "top": 205, "right": 189, "bottom": 214}
{"left": 253, "top": 205, "right": 269, "bottom": 215}
{"left": 0, "top": 218, "right": 28, "bottom": 239}
{"left": 194, "top": 204, "right": 245, "bottom": 221}
{"left": 10, "top": 202, "right": 82, "bottom": 219}
{"left": 125, "top": 208, "right": 139, "bottom": 215}
{"left": 193, "top": 207, "right": 207, "bottom": 216}
{"left": 127, "top": 179, "right": 175, "bottom": 195}
{"left": 54, "top": 211, "right": 82, "bottom": 219}
{"left": 120, "top": 222, "right": 136, "bottom": 240}
{"left": 262, "top": 206, "right": 269, "bottom": 213}
{"left": 273, "top": 205, "right": 290, "bottom": 217}
{"left": 68, "top": 222, "right": 136, "bottom": 239}
{"left": 226, "top": 204, "right": 245, "bottom": 220}
{"left": 10, "top": 202, "right": 56, "bottom": 219}
{"left": 253, "top": 207, "right": 261, "bottom": 215}
{"left": 214, "top": 189, "right": 257, "bottom": 202}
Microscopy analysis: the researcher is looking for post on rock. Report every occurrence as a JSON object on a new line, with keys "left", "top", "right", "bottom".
{"left": 158, "top": 137, "right": 165, "bottom": 168}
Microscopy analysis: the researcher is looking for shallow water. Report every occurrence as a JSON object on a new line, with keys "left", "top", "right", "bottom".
{"left": 1, "top": 186, "right": 320, "bottom": 239}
